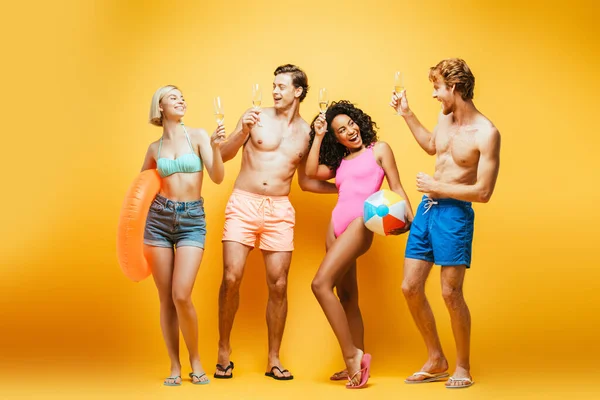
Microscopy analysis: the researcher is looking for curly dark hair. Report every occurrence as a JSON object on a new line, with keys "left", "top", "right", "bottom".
{"left": 308, "top": 100, "right": 378, "bottom": 172}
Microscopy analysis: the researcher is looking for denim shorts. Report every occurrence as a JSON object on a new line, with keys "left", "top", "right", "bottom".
{"left": 144, "top": 194, "right": 207, "bottom": 249}
{"left": 405, "top": 195, "right": 475, "bottom": 268}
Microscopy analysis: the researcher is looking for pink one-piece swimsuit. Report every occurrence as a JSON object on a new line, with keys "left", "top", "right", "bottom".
{"left": 332, "top": 145, "right": 385, "bottom": 237}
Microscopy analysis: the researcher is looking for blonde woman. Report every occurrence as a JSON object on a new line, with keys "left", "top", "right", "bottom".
{"left": 141, "top": 85, "right": 225, "bottom": 386}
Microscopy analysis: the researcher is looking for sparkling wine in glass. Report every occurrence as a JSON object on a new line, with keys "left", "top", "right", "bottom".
{"left": 318, "top": 87, "right": 328, "bottom": 114}
{"left": 213, "top": 96, "right": 224, "bottom": 124}
{"left": 252, "top": 83, "right": 263, "bottom": 127}
{"left": 394, "top": 71, "right": 405, "bottom": 115}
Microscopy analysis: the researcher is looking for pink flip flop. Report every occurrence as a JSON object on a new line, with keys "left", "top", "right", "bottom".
{"left": 346, "top": 353, "right": 372, "bottom": 389}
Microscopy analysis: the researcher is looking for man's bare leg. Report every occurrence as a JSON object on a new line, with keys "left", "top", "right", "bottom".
{"left": 216, "top": 241, "right": 251, "bottom": 377}
{"left": 402, "top": 258, "right": 449, "bottom": 382}
{"left": 262, "top": 250, "right": 293, "bottom": 379}
{"left": 441, "top": 266, "right": 472, "bottom": 388}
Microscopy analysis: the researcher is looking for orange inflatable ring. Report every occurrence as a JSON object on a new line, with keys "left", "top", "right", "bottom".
{"left": 117, "top": 169, "right": 161, "bottom": 282}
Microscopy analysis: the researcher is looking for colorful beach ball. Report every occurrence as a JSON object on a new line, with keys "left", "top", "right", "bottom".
{"left": 363, "top": 189, "right": 406, "bottom": 236}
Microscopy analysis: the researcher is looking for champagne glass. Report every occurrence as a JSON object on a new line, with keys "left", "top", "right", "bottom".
{"left": 213, "top": 96, "right": 224, "bottom": 124}
{"left": 252, "top": 83, "right": 263, "bottom": 127}
{"left": 318, "top": 87, "right": 328, "bottom": 114}
{"left": 394, "top": 71, "right": 404, "bottom": 115}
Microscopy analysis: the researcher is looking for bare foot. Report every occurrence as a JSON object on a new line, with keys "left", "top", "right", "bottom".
{"left": 190, "top": 358, "right": 208, "bottom": 383}
{"left": 163, "top": 363, "right": 182, "bottom": 385}
{"left": 163, "top": 375, "right": 181, "bottom": 385}
{"left": 344, "top": 349, "right": 364, "bottom": 387}
{"left": 330, "top": 369, "right": 348, "bottom": 381}
{"left": 189, "top": 372, "right": 209, "bottom": 384}
{"left": 445, "top": 366, "right": 473, "bottom": 388}
{"left": 404, "top": 357, "right": 449, "bottom": 382}
{"left": 266, "top": 357, "right": 293, "bottom": 379}
{"left": 214, "top": 346, "right": 233, "bottom": 378}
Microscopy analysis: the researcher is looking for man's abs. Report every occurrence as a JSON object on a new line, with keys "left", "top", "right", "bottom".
{"left": 234, "top": 151, "right": 298, "bottom": 196}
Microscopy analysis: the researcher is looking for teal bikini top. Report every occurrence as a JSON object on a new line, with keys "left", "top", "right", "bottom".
{"left": 156, "top": 125, "right": 203, "bottom": 178}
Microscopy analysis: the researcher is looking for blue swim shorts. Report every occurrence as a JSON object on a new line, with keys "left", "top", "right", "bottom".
{"left": 405, "top": 195, "right": 475, "bottom": 268}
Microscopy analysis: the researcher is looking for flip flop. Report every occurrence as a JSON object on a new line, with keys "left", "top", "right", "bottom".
{"left": 163, "top": 375, "right": 182, "bottom": 386}
{"left": 404, "top": 371, "right": 449, "bottom": 384}
{"left": 265, "top": 366, "right": 294, "bottom": 381}
{"left": 446, "top": 377, "right": 474, "bottom": 389}
{"left": 189, "top": 372, "right": 210, "bottom": 385}
{"left": 213, "top": 361, "right": 234, "bottom": 379}
{"left": 346, "top": 353, "right": 372, "bottom": 389}
{"left": 330, "top": 369, "right": 348, "bottom": 381}
{"left": 331, "top": 369, "right": 370, "bottom": 381}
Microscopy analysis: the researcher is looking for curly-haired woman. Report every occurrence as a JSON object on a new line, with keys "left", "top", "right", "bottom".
{"left": 306, "top": 101, "right": 414, "bottom": 388}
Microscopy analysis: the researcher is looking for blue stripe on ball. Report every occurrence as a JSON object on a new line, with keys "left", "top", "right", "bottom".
{"left": 364, "top": 202, "right": 378, "bottom": 222}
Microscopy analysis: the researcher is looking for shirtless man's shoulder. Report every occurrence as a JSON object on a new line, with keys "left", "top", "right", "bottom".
{"left": 472, "top": 113, "right": 500, "bottom": 147}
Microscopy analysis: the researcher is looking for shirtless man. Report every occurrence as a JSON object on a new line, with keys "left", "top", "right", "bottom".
{"left": 390, "top": 58, "right": 500, "bottom": 389}
{"left": 214, "top": 64, "right": 336, "bottom": 380}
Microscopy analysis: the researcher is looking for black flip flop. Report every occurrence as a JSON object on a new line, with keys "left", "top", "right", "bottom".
{"left": 265, "top": 366, "right": 294, "bottom": 381}
{"left": 213, "top": 361, "right": 234, "bottom": 379}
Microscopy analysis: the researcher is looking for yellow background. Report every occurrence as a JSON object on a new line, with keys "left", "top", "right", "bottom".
{"left": 1, "top": 0, "right": 599, "bottom": 398}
